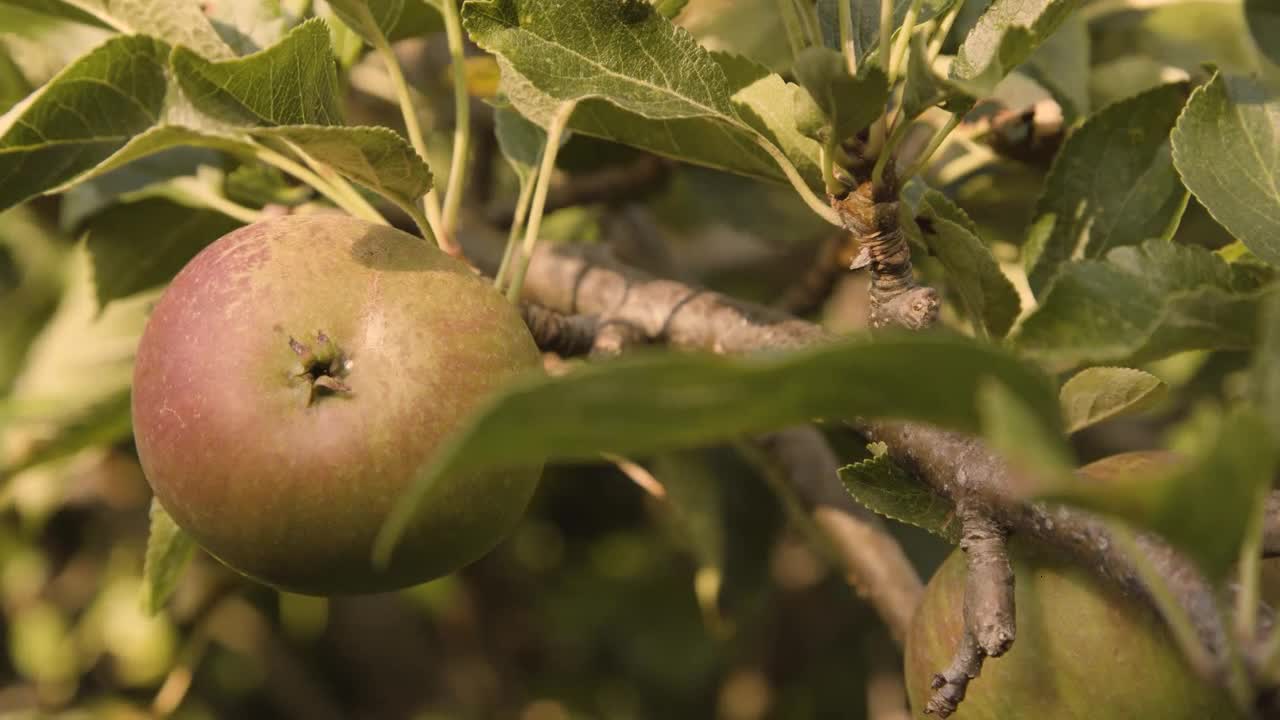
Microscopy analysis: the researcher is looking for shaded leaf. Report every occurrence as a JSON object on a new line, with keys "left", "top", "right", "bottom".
{"left": 950, "top": 0, "right": 1084, "bottom": 97}
{"left": 817, "top": 0, "right": 956, "bottom": 69}
{"left": 1026, "top": 82, "right": 1190, "bottom": 295}
{"left": 1171, "top": 73, "right": 1280, "bottom": 267}
{"left": 1042, "top": 409, "right": 1278, "bottom": 581}
{"left": 85, "top": 197, "right": 240, "bottom": 309}
{"left": 141, "top": 498, "right": 196, "bottom": 616}
{"left": 1020, "top": 12, "right": 1088, "bottom": 122}
{"left": 978, "top": 378, "right": 1075, "bottom": 491}
{"left": 913, "top": 190, "right": 1020, "bottom": 337}
{"left": 0, "top": 41, "right": 33, "bottom": 115}
{"left": 839, "top": 451, "right": 958, "bottom": 542}
{"left": 255, "top": 125, "right": 433, "bottom": 213}
{"left": 652, "top": 0, "right": 688, "bottom": 20}
{"left": 1060, "top": 367, "right": 1166, "bottom": 434}
{"left": 792, "top": 47, "right": 888, "bottom": 142}
{"left": 325, "top": 0, "right": 442, "bottom": 44}
{"left": 205, "top": 0, "right": 303, "bottom": 54}
{"left": 1245, "top": 0, "right": 1280, "bottom": 71}
{"left": 1017, "top": 240, "right": 1275, "bottom": 366}
{"left": 471, "top": 0, "right": 821, "bottom": 188}
{"left": 376, "top": 333, "right": 1062, "bottom": 559}
{"left": 494, "top": 105, "right": 546, "bottom": 184}
{"left": 172, "top": 18, "right": 343, "bottom": 127}
{"left": 0, "top": 35, "right": 170, "bottom": 213}
{"left": 901, "top": 31, "right": 957, "bottom": 120}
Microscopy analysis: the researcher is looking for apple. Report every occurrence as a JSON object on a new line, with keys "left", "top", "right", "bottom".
{"left": 904, "top": 452, "right": 1239, "bottom": 719}
{"left": 132, "top": 215, "right": 543, "bottom": 595}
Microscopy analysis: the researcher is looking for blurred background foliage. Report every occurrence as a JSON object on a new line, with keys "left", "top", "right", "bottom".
{"left": 0, "top": 0, "right": 1273, "bottom": 717}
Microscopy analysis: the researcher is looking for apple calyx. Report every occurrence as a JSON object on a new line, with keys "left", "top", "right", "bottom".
{"left": 289, "top": 330, "right": 351, "bottom": 405}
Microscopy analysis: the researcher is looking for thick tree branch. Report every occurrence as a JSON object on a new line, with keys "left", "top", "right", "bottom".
{"left": 461, "top": 234, "right": 1246, "bottom": 696}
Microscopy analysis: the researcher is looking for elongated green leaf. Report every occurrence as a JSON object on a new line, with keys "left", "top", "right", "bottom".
{"left": 255, "top": 125, "right": 433, "bottom": 213}
{"left": 376, "top": 333, "right": 1062, "bottom": 560}
{"left": 325, "top": 0, "right": 443, "bottom": 44}
{"left": 499, "top": 56, "right": 819, "bottom": 187}
{"left": 0, "top": 35, "right": 170, "bottom": 213}
{"left": 792, "top": 47, "right": 888, "bottom": 142}
{"left": 0, "top": 42, "right": 32, "bottom": 115}
{"left": 172, "top": 18, "right": 343, "bottom": 127}
{"left": 950, "top": 0, "right": 1084, "bottom": 96}
{"left": 901, "top": 32, "right": 957, "bottom": 120}
{"left": 1060, "top": 367, "right": 1166, "bottom": 433}
{"left": 839, "top": 451, "right": 959, "bottom": 542}
{"left": 2, "top": 0, "right": 235, "bottom": 59}
{"left": 1043, "top": 409, "right": 1277, "bottom": 581}
{"left": 1026, "top": 83, "right": 1190, "bottom": 295}
{"left": 86, "top": 197, "right": 241, "bottom": 309}
{"left": 1017, "top": 240, "right": 1275, "bottom": 366}
{"left": 978, "top": 378, "right": 1074, "bottom": 489}
{"left": 142, "top": 498, "right": 196, "bottom": 615}
{"left": 914, "top": 190, "right": 1020, "bottom": 337}
{"left": 471, "top": 0, "right": 821, "bottom": 188}
{"left": 1171, "top": 73, "right": 1280, "bottom": 267}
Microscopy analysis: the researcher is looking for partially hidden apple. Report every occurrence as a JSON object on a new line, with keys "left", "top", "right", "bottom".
{"left": 904, "top": 451, "right": 1240, "bottom": 719}
{"left": 132, "top": 215, "right": 543, "bottom": 595}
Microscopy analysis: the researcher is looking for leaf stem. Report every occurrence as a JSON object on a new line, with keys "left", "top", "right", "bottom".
{"left": 878, "top": 0, "right": 894, "bottom": 76}
{"left": 751, "top": 134, "right": 842, "bottom": 226}
{"left": 363, "top": 3, "right": 448, "bottom": 242}
{"left": 181, "top": 187, "right": 264, "bottom": 225}
{"left": 253, "top": 145, "right": 384, "bottom": 223}
{"left": 927, "top": 1, "right": 963, "bottom": 61}
{"left": 871, "top": 117, "right": 910, "bottom": 190}
{"left": 495, "top": 176, "right": 538, "bottom": 290}
{"left": 282, "top": 140, "right": 390, "bottom": 225}
{"left": 822, "top": 138, "right": 842, "bottom": 195}
{"left": 439, "top": 0, "right": 472, "bottom": 241}
{"left": 888, "top": 0, "right": 924, "bottom": 82}
{"left": 901, "top": 112, "right": 961, "bottom": 181}
{"left": 839, "top": 0, "right": 858, "bottom": 75}
{"left": 506, "top": 101, "right": 577, "bottom": 303}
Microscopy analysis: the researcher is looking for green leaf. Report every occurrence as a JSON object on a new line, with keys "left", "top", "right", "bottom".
{"left": 792, "top": 47, "right": 888, "bottom": 142}
{"left": 901, "top": 32, "right": 957, "bottom": 121}
{"left": 1042, "top": 409, "right": 1278, "bottom": 581}
{"left": 141, "top": 498, "right": 196, "bottom": 616}
{"left": 950, "top": 0, "right": 1084, "bottom": 97}
{"left": 254, "top": 125, "right": 433, "bottom": 213}
{"left": 470, "top": 0, "right": 821, "bottom": 189}
{"left": 1060, "top": 367, "right": 1167, "bottom": 434}
{"left": 1017, "top": 240, "right": 1275, "bottom": 367}
{"left": 1245, "top": 0, "right": 1280, "bottom": 72}
{"left": 3, "top": 0, "right": 235, "bottom": 59}
{"left": 0, "top": 35, "right": 170, "bottom": 213}
{"left": 978, "top": 378, "right": 1075, "bottom": 490}
{"left": 494, "top": 105, "right": 546, "bottom": 185}
{"left": 376, "top": 333, "right": 1062, "bottom": 560}
{"left": 172, "top": 18, "right": 343, "bottom": 127}
{"left": 1026, "top": 83, "right": 1190, "bottom": 295}
{"left": 839, "top": 451, "right": 959, "bottom": 542}
{"left": 325, "top": 0, "right": 443, "bottom": 44}
{"left": 914, "top": 190, "right": 1020, "bottom": 337}
{"left": 1019, "top": 13, "right": 1088, "bottom": 123}
{"left": 85, "top": 197, "right": 240, "bottom": 309}
{"left": 1171, "top": 73, "right": 1280, "bottom": 267}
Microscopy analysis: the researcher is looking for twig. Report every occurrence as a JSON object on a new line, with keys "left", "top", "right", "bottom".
{"left": 520, "top": 303, "right": 599, "bottom": 357}
{"left": 488, "top": 155, "right": 672, "bottom": 228}
{"left": 755, "top": 427, "right": 924, "bottom": 646}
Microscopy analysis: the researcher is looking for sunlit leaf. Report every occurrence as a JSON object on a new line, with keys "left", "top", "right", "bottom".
{"left": 141, "top": 498, "right": 197, "bottom": 616}
{"left": 1060, "top": 367, "right": 1167, "bottom": 434}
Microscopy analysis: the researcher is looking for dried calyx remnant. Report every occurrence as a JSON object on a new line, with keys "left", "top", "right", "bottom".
{"left": 830, "top": 169, "right": 939, "bottom": 330}
{"left": 290, "top": 330, "right": 351, "bottom": 404}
